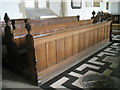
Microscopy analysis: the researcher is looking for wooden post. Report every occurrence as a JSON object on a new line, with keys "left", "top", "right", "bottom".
{"left": 25, "top": 23, "right": 38, "bottom": 86}
{"left": 11, "top": 20, "right": 15, "bottom": 29}
{"left": 91, "top": 11, "right": 96, "bottom": 23}
{"left": 77, "top": 15, "right": 80, "bottom": 21}
{"left": 109, "top": 21, "right": 112, "bottom": 42}
{"left": 4, "top": 13, "right": 10, "bottom": 26}
{"left": 4, "top": 13, "right": 19, "bottom": 71}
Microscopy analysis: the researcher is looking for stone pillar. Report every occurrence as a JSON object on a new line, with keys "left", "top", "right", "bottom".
{"left": 34, "top": 0, "right": 39, "bottom": 8}
{"left": 19, "top": 1, "right": 26, "bottom": 18}
{"left": 60, "top": 0, "right": 67, "bottom": 17}
{"left": 46, "top": 0, "right": 50, "bottom": 8}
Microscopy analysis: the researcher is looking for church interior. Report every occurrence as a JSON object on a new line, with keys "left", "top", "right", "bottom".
{"left": 1, "top": 0, "right": 120, "bottom": 89}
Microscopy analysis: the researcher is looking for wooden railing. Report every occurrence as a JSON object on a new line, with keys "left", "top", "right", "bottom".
{"left": 26, "top": 21, "right": 112, "bottom": 84}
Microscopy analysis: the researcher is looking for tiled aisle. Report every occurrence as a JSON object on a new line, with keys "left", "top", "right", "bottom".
{"left": 40, "top": 43, "right": 120, "bottom": 89}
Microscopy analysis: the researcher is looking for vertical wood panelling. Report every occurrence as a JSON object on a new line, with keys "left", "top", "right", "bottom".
{"left": 93, "top": 29, "right": 98, "bottom": 44}
{"left": 106, "top": 25, "right": 109, "bottom": 38}
{"left": 97, "top": 27, "right": 101, "bottom": 42}
{"left": 103, "top": 26, "right": 106, "bottom": 40}
{"left": 65, "top": 36, "right": 72, "bottom": 59}
{"left": 46, "top": 41, "right": 57, "bottom": 67}
{"left": 105, "top": 26, "right": 108, "bottom": 39}
{"left": 72, "top": 34, "right": 79, "bottom": 55}
{"left": 107, "top": 25, "right": 110, "bottom": 38}
{"left": 106, "top": 26, "right": 108, "bottom": 39}
{"left": 100, "top": 27, "right": 102, "bottom": 41}
{"left": 101, "top": 26, "right": 104, "bottom": 40}
{"left": 29, "top": 21, "right": 111, "bottom": 81}
{"left": 56, "top": 38, "right": 65, "bottom": 63}
{"left": 15, "top": 38, "right": 20, "bottom": 48}
{"left": 89, "top": 30, "right": 94, "bottom": 46}
{"left": 78, "top": 32, "right": 85, "bottom": 52}
{"left": 35, "top": 43, "right": 47, "bottom": 72}
{"left": 104, "top": 26, "right": 107, "bottom": 39}
{"left": 85, "top": 31, "right": 89, "bottom": 49}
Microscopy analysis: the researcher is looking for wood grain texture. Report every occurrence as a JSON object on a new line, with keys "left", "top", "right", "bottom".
{"left": 56, "top": 38, "right": 65, "bottom": 63}
{"left": 78, "top": 32, "right": 85, "bottom": 52}
{"left": 46, "top": 41, "right": 57, "bottom": 67}
{"left": 27, "top": 21, "right": 112, "bottom": 81}
{"left": 93, "top": 29, "right": 98, "bottom": 44}
{"left": 85, "top": 31, "right": 90, "bottom": 49}
{"left": 72, "top": 34, "right": 79, "bottom": 55}
{"left": 65, "top": 36, "right": 73, "bottom": 59}
{"left": 89, "top": 30, "right": 94, "bottom": 46}
{"left": 35, "top": 43, "right": 47, "bottom": 72}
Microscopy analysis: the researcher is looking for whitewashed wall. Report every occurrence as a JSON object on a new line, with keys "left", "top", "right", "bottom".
{"left": 0, "top": 0, "right": 120, "bottom": 21}
{"left": 0, "top": 0, "right": 22, "bottom": 21}
{"left": 119, "top": 1, "right": 120, "bottom": 14}
{"left": 108, "top": 0, "right": 120, "bottom": 14}
{"left": 109, "top": 1, "right": 118, "bottom": 14}
{"left": 49, "top": 0, "right": 61, "bottom": 16}
{"left": 66, "top": 0, "right": 108, "bottom": 20}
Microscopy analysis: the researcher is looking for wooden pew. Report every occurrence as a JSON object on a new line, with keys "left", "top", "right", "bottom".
{"left": 91, "top": 11, "right": 112, "bottom": 23}
{"left": 10, "top": 15, "right": 79, "bottom": 30}
{"left": 13, "top": 19, "right": 93, "bottom": 36}
{"left": 112, "top": 15, "right": 120, "bottom": 24}
{"left": 26, "top": 21, "right": 112, "bottom": 85}
{"left": 2, "top": 14, "right": 79, "bottom": 44}
{"left": 111, "top": 15, "right": 120, "bottom": 42}
{"left": 3, "top": 15, "right": 93, "bottom": 82}
{"left": 13, "top": 19, "right": 94, "bottom": 49}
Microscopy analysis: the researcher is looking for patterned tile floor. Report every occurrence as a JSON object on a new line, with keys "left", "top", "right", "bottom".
{"left": 40, "top": 43, "right": 120, "bottom": 90}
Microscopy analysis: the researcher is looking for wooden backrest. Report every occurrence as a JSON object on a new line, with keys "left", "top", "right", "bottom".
{"left": 27, "top": 21, "right": 111, "bottom": 80}
{"left": 2, "top": 15, "right": 79, "bottom": 43}
{"left": 93, "top": 12, "right": 112, "bottom": 23}
{"left": 12, "top": 16, "right": 79, "bottom": 30}
{"left": 28, "top": 16, "right": 79, "bottom": 27}
{"left": 13, "top": 19, "right": 93, "bottom": 49}
{"left": 13, "top": 19, "right": 93, "bottom": 37}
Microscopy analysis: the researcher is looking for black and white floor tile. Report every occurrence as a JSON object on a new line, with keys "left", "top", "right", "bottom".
{"left": 40, "top": 43, "right": 120, "bottom": 90}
